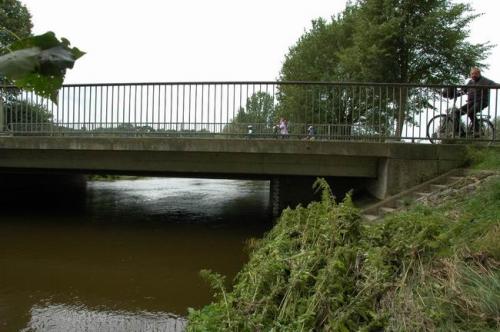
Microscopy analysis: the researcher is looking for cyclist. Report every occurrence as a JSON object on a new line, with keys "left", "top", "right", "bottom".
{"left": 454, "top": 67, "right": 495, "bottom": 135}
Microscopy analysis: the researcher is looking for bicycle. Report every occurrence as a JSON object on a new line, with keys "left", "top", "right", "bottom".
{"left": 426, "top": 87, "right": 495, "bottom": 144}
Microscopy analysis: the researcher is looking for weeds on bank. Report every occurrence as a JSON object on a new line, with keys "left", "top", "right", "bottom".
{"left": 188, "top": 176, "right": 500, "bottom": 331}
{"left": 466, "top": 146, "right": 500, "bottom": 171}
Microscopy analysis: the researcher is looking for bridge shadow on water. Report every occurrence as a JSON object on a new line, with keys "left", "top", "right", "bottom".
{"left": 0, "top": 174, "right": 273, "bottom": 225}
{"left": 0, "top": 173, "right": 88, "bottom": 220}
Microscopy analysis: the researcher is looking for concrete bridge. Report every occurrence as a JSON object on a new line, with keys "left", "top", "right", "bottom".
{"left": 3, "top": 81, "right": 494, "bottom": 214}
{"left": 0, "top": 136, "right": 467, "bottom": 215}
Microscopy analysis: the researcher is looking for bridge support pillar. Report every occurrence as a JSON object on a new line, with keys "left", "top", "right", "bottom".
{"left": 0, "top": 97, "right": 4, "bottom": 133}
{"left": 270, "top": 176, "right": 319, "bottom": 217}
{"left": 270, "top": 176, "right": 366, "bottom": 218}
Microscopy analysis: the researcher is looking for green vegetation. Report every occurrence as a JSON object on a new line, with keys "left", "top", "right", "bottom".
{"left": 0, "top": 0, "right": 83, "bottom": 103}
{"left": 235, "top": 92, "right": 276, "bottom": 126}
{"left": 467, "top": 146, "right": 500, "bottom": 171}
{"left": 0, "top": 0, "right": 32, "bottom": 54}
{"left": 187, "top": 149, "right": 500, "bottom": 331}
{"left": 1, "top": 0, "right": 32, "bottom": 102}
{"left": 223, "top": 92, "right": 277, "bottom": 136}
{"left": 278, "top": 0, "right": 491, "bottom": 137}
{"left": 3, "top": 99, "right": 52, "bottom": 129}
{"left": 0, "top": 31, "right": 84, "bottom": 103}
{"left": 0, "top": 0, "right": 83, "bottom": 136}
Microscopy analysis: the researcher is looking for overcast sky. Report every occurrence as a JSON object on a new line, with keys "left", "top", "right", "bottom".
{"left": 20, "top": 0, "right": 500, "bottom": 84}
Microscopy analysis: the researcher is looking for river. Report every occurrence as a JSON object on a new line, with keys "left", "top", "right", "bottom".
{"left": 0, "top": 178, "right": 272, "bottom": 331}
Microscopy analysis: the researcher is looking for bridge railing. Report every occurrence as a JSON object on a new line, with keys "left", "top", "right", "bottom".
{"left": 0, "top": 81, "right": 498, "bottom": 143}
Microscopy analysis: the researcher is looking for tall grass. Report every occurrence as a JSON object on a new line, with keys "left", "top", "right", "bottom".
{"left": 466, "top": 146, "right": 500, "bottom": 171}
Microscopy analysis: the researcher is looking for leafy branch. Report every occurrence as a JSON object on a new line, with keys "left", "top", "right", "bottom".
{"left": 0, "top": 31, "right": 84, "bottom": 104}
{"left": 0, "top": 26, "right": 22, "bottom": 52}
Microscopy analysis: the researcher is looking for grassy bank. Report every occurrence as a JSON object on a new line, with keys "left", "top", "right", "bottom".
{"left": 187, "top": 148, "right": 500, "bottom": 331}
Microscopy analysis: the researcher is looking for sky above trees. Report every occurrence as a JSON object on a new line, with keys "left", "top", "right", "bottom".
{"left": 19, "top": 0, "right": 500, "bottom": 84}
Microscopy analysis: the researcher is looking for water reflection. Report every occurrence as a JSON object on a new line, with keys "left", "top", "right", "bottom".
{"left": 86, "top": 178, "right": 271, "bottom": 224}
{"left": 22, "top": 304, "right": 186, "bottom": 332}
{"left": 0, "top": 178, "right": 271, "bottom": 331}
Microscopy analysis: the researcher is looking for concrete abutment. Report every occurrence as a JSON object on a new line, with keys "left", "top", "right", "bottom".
{"left": 270, "top": 144, "right": 467, "bottom": 216}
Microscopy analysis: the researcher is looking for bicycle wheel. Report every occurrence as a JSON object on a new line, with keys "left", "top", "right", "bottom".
{"left": 477, "top": 119, "right": 495, "bottom": 144}
{"left": 427, "top": 115, "right": 455, "bottom": 144}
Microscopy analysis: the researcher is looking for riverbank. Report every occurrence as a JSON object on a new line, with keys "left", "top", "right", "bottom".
{"left": 187, "top": 147, "right": 500, "bottom": 331}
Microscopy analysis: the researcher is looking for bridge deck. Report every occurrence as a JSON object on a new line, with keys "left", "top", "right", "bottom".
{"left": 0, "top": 137, "right": 465, "bottom": 179}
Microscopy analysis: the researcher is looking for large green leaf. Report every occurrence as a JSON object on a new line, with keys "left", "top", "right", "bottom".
{"left": 0, "top": 47, "right": 39, "bottom": 78}
{"left": 0, "top": 32, "right": 84, "bottom": 103}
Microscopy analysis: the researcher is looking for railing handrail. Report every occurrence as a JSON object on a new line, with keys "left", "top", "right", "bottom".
{"left": 1, "top": 81, "right": 500, "bottom": 89}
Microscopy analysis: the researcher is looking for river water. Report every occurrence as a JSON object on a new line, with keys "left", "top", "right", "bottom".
{"left": 0, "top": 178, "right": 271, "bottom": 331}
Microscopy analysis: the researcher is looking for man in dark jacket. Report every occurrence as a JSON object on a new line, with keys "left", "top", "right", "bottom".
{"left": 455, "top": 67, "right": 495, "bottom": 134}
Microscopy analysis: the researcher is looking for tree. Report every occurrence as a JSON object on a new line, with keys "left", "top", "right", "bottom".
{"left": 235, "top": 91, "right": 275, "bottom": 125}
{"left": 280, "top": 5, "right": 358, "bottom": 83}
{"left": 278, "top": 0, "right": 491, "bottom": 138}
{"left": 3, "top": 99, "right": 52, "bottom": 131}
{"left": 340, "top": 0, "right": 491, "bottom": 137}
{"left": 223, "top": 92, "right": 276, "bottom": 135}
{"left": 1, "top": 0, "right": 32, "bottom": 87}
{"left": 277, "top": 5, "right": 369, "bottom": 133}
{"left": 340, "top": 0, "right": 490, "bottom": 84}
{"left": 1, "top": 0, "right": 32, "bottom": 92}
{"left": 0, "top": 0, "right": 32, "bottom": 52}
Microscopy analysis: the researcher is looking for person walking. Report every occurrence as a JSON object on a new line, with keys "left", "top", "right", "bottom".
{"left": 307, "top": 125, "right": 316, "bottom": 140}
{"left": 278, "top": 117, "right": 288, "bottom": 138}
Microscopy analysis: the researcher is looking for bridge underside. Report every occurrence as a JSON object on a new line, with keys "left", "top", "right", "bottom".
{"left": 0, "top": 137, "right": 467, "bottom": 214}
